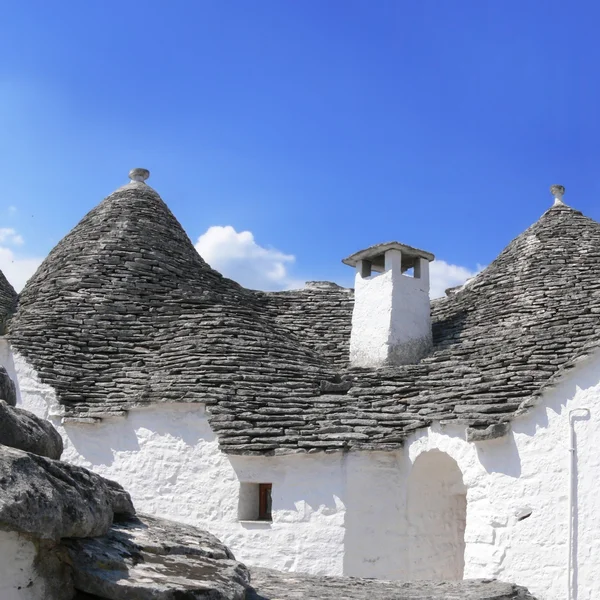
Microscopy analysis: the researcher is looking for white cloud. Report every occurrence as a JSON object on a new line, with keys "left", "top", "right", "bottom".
{"left": 0, "top": 228, "right": 24, "bottom": 246}
{"left": 0, "top": 227, "right": 43, "bottom": 292}
{"left": 194, "top": 225, "right": 481, "bottom": 297}
{"left": 0, "top": 221, "right": 479, "bottom": 299}
{"left": 195, "top": 225, "right": 303, "bottom": 291}
{"left": 0, "top": 247, "right": 42, "bottom": 292}
{"left": 429, "top": 260, "right": 482, "bottom": 299}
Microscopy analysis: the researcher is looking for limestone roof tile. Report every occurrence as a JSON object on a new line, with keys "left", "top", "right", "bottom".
{"left": 8, "top": 178, "right": 335, "bottom": 420}
{"left": 0, "top": 269, "right": 17, "bottom": 334}
{"left": 212, "top": 202, "right": 600, "bottom": 453}
{"left": 7, "top": 179, "right": 600, "bottom": 454}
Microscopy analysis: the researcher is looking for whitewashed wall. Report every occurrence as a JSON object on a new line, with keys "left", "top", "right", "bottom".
{"left": 0, "top": 531, "right": 49, "bottom": 600}
{"left": 350, "top": 265, "right": 431, "bottom": 367}
{"left": 59, "top": 410, "right": 403, "bottom": 577}
{"left": 7, "top": 346, "right": 403, "bottom": 578}
{"left": 406, "top": 450, "right": 466, "bottom": 580}
{"left": 5, "top": 340, "right": 600, "bottom": 600}
{"left": 400, "top": 351, "right": 600, "bottom": 600}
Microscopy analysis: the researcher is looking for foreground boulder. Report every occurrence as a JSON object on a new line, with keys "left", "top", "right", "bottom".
{"left": 245, "top": 568, "right": 537, "bottom": 600}
{"left": 64, "top": 514, "right": 250, "bottom": 600}
{"left": 0, "top": 400, "right": 63, "bottom": 459}
{"left": 0, "top": 445, "right": 134, "bottom": 540}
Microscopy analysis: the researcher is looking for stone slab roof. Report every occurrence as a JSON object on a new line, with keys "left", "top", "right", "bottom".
{"left": 7, "top": 176, "right": 600, "bottom": 455}
{"left": 8, "top": 179, "right": 336, "bottom": 420}
{"left": 207, "top": 203, "right": 600, "bottom": 453}
{"left": 259, "top": 282, "right": 353, "bottom": 369}
{"left": 342, "top": 241, "right": 435, "bottom": 268}
{"left": 0, "top": 268, "right": 17, "bottom": 334}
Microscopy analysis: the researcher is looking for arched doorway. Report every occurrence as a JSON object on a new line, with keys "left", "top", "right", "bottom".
{"left": 407, "top": 450, "right": 466, "bottom": 580}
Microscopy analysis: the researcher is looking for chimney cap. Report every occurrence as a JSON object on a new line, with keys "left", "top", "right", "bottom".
{"left": 342, "top": 241, "right": 435, "bottom": 269}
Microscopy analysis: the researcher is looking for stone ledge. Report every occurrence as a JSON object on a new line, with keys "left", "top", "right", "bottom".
{"left": 467, "top": 422, "right": 511, "bottom": 442}
{"left": 245, "top": 567, "right": 538, "bottom": 600}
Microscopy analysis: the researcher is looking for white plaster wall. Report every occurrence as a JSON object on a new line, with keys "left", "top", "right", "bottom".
{"left": 54, "top": 410, "right": 404, "bottom": 577}
{"left": 8, "top": 339, "right": 600, "bottom": 599}
{"left": 0, "top": 531, "right": 48, "bottom": 600}
{"left": 65, "top": 406, "right": 347, "bottom": 574}
{"left": 401, "top": 351, "right": 600, "bottom": 600}
{"left": 342, "top": 451, "right": 405, "bottom": 579}
{"left": 349, "top": 269, "right": 431, "bottom": 367}
{"left": 7, "top": 348, "right": 404, "bottom": 578}
{"left": 350, "top": 270, "right": 394, "bottom": 367}
{"left": 388, "top": 274, "right": 432, "bottom": 364}
{"left": 406, "top": 450, "right": 466, "bottom": 580}
{"left": 5, "top": 349, "right": 60, "bottom": 421}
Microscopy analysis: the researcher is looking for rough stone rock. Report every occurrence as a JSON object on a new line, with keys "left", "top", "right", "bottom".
{"left": 246, "top": 568, "right": 538, "bottom": 600}
{"left": 467, "top": 422, "right": 511, "bottom": 443}
{"left": 34, "top": 539, "right": 77, "bottom": 600}
{"left": 63, "top": 514, "right": 250, "bottom": 600}
{"left": 0, "top": 445, "right": 134, "bottom": 540}
{"left": 0, "top": 268, "right": 17, "bottom": 335}
{"left": 0, "top": 366, "right": 16, "bottom": 406}
{"left": 0, "top": 400, "right": 63, "bottom": 459}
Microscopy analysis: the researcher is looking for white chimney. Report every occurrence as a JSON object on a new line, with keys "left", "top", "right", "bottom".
{"left": 343, "top": 242, "right": 434, "bottom": 367}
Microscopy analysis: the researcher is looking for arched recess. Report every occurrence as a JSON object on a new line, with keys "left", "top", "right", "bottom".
{"left": 406, "top": 450, "right": 467, "bottom": 580}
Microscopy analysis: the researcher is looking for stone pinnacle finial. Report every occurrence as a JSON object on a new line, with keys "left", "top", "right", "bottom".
{"left": 550, "top": 184, "right": 565, "bottom": 206}
{"left": 129, "top": 168, "right": 150, "bottom": 183}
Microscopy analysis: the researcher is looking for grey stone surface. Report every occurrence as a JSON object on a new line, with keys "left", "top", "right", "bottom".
{"left": 8, "top": 181, "right": 335, "bottom": 425}
{"left": 6, "top": 182, "right": 600, "bottom": 455}
{"left": 33, "top": 540, "right": 76, "bottom": 600}
{"left": 214, "top": 203, "right": 600, "bottom": 454}
{"left": 342, "top": 240, "right": 435, "bottom": 267}
{"left": 0, "top": 445, "right": 134, "bottom": 540}
{"left": 246, "top": 568, "right": 537, "bottom": 600}
{"left": 259, "top": 284, "right": 354, "bottom": 369}
{"left": 64, "top": 513, "right": 249, "bottom": 600}
{"left": 467, "top": 422, "right": 511, "bottom": 443}
{"left": 0, "top": 268, "right": 17, "bottom": 334}
{"left": 0, "top": 365, "right": 16, "bottom": 406}
{"left": 0, "top": 399, "right": 63, "bottom": 458}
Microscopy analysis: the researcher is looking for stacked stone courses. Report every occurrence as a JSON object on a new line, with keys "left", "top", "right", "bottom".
{"left": 7, "top": 177, "right": 600, "bottom": 454}
{"left": 0, "top": 268, "right": 17, "bottom": 334}
{"left": 8, "top": 182, "right": 336, "bottom": 425}
{"left": 258, "top": 281, "right": 353, "bottom": 369}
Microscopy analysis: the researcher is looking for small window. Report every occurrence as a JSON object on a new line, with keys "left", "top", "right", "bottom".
{"left": 259, "top": 483, "right": 272, "bottom": 521}
{"left": 238, "top": 482, "right": 273, "bottom": 522}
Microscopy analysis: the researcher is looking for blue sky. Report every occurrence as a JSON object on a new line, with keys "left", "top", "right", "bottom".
{"left": 1, "top": 1, "right": 599, "bottom": 294}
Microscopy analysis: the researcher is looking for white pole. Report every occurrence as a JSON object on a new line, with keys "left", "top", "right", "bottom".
{"left": 567, "top": 408, "right": 590, "bottom": 600}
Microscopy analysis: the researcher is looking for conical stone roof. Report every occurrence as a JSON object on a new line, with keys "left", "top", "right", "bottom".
{"left": 9, "top": 172, "right": 333, "bottom": 420}
{"left": 10, "top": 181, "right": 600, "bottom": 454}
{"left": 209, "top": 198, "right": 600, "bottom": 453}
{"left": 0, "top": 269, "right": 17, "bottom": 335}
{"left": 344, "top": 201, "right": 600, "bottom": 439}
